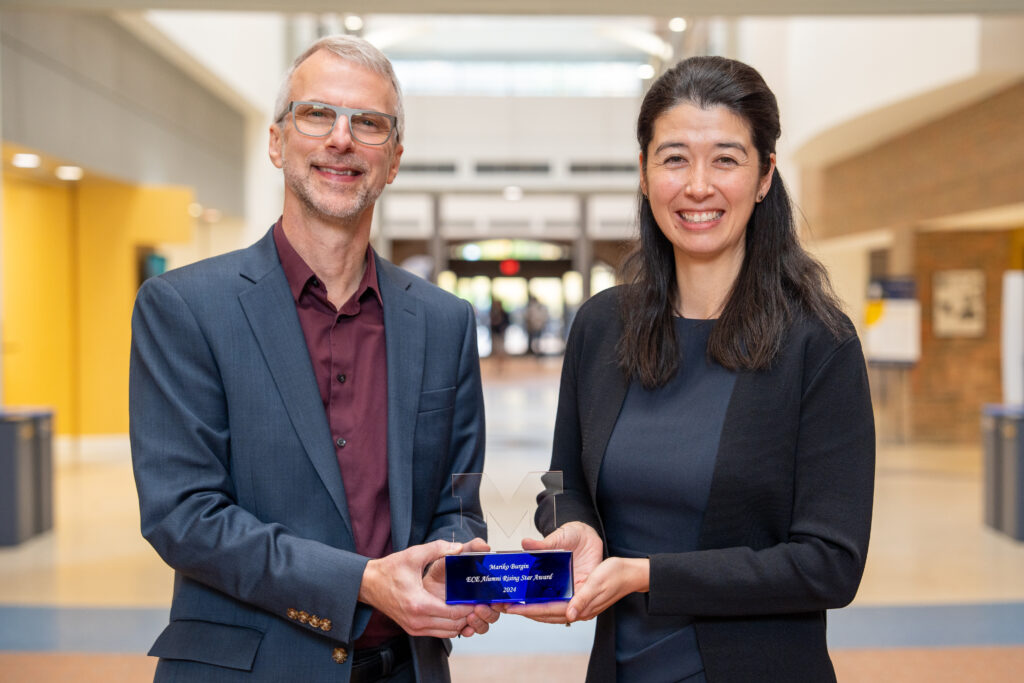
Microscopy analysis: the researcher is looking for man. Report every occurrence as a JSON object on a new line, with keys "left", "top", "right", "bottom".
{"left": 130, "top": 35, "right": 495, "bottom": 682}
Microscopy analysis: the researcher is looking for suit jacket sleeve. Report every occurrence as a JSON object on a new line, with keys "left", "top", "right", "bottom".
{"left": 647, "top": 332, "right": 875, "bottom": 616}
{"left": 130, "top": 275, "right": 368, "bottom": 643}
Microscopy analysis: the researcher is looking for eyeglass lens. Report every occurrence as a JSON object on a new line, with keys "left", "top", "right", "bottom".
{"left": 291, "top": 102, "right": 393, "bottom": 144}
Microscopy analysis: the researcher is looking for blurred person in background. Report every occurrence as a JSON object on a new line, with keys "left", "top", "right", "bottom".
{"left": 509, "top": 55, "right": 875, "bottom": 682}
{"left": 524, "top": 294, "right": 549, "bottom": 356}
{"left": 489, "top": 296, "right": 510, "bottom": 372}
{"left": 130, "top": 34, "right": 496, "bottom": 683}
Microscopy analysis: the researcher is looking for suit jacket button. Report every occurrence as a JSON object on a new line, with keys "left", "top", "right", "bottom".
{"left": 320, "top": 619, "right": 332, "bottom": 632}
{"left": 309, "top": 616, "right": 321, "bottom": 628}
{"left": 287, "top": 608, "right": 298, "bottom": 620}
{"left": 332, "top": 647, "right": 348, "bottom": 664}
{"left": 298, "top": 611, "right": 310, "bottom": 624}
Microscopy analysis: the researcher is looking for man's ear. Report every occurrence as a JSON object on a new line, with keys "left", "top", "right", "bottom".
{"left": 386, "top": 143, "right": 403, "bottom": 185}
{"left": 269, "top": 123, "right": 284, "bottom": 169}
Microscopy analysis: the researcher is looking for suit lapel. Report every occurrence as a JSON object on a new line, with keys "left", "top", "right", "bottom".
{"left": 377, "top": 256, "right": 424, "bottom": 551}
{"left": 237, "top": 231, "right": 355, "bottom": 543}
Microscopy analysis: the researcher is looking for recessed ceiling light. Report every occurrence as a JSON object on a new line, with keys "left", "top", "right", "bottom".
{"left": 503, "top": 186, "right": 523, "bottom": 201}
{"left": 637, "top": 64, "right": 656, "bottom": 80}
{"left": 12, "top": 153, "right": 41, "bottom": 168}
{"left": 55, "top": 166, "right": 84, "bottom": 181}
{"left": 669, "top": 17, "right": 688, "bottom": 33}
{"left": 344, "top": 15, "right": 364, "bottom": 32}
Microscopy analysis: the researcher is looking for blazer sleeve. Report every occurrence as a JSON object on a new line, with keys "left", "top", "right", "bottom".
{"left": 130, "top": 276, "right": 368, "bottom": 643}
{"left": 647, "top": 333, "right": 876, "bottom": 616}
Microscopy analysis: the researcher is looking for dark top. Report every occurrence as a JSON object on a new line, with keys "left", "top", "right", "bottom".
{"left": 537, "top": 286, "right": 875, "bottom": 683}
{"left": 599, "top": 318, "right": 735, "bottom": 681}
{"left": 274, "top": 222, "right": 399, "bottom": 646}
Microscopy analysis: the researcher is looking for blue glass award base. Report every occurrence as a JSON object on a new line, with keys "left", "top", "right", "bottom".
{"left": 446, "top": 471, "right": 569, "bottom": 604}
{"left": 445, "top": 550, "right": 573, "bottom": 604}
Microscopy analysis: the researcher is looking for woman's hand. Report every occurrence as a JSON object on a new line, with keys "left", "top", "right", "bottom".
{"left": 565, "top": 556, "right": 649, "bottom": 622}
{"left": 502, "top": 521, "right": 604, "bottom": 624}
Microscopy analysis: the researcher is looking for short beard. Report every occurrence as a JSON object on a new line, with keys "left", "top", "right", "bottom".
{"left": 283, "top": 163, "right": 383, "bottom": 223}
{"left": 278, "top": 130, "right": 387, "bottom": 223}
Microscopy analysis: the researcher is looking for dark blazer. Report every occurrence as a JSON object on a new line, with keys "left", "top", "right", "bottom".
{"left": 129, "top": 228, "right": 486, "bottom": 681}
{"left": 538, "top": 286, "right": 874, "bottom": 683}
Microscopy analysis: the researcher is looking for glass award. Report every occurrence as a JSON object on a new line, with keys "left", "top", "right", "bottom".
{"left": 445, "top": 471, "right": 573, "bottom": 604}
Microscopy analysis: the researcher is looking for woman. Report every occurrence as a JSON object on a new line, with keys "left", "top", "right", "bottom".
{"left": 506, "top": 56, "right": 875, "bottom": 682}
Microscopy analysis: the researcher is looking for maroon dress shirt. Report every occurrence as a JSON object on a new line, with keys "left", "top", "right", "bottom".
{"left": 274, "top": 221, "right": 401, "bottom": 647}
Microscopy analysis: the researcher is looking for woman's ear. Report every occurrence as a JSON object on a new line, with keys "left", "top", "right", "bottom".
{"left": 758, "top": 152, "right": 777, "bottom": 201}
{"left": 639, "top": 152, "right": 648, "bottom": 198}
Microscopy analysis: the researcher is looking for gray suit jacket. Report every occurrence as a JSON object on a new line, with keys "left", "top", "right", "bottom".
{"left": 130, "top": 228, "right": 486, "bottom": 681}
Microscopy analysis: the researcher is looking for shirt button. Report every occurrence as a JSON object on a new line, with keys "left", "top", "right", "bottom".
{"left": 336, "top": 437, "right": 347, "bottom": 448}
{"left": 337, "top": 373, "right": 346, "bottom": 383}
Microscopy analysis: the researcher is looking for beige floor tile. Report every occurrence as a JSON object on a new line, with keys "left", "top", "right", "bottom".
{"left": 3, "top": 360, "right": 1024, "bottom": 615}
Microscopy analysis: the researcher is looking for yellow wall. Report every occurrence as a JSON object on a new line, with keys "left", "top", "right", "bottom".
{"left": 1, "top": 176, "right": 76, "bottom": 433}
{"left": 2, "top": 173, "right": 193, "bottom": 435}
{"left": 75, "top": 181, "right": 193, "bottom": 434}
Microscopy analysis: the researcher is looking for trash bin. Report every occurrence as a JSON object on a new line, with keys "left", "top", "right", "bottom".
{"left": 0, "top": 415, "right": 36, "bottom": 546}
{"left": 33, "top": 410, "right": 54, "bottom": 534}
{"left": 1000, "top": 407, "right": 1024, "bottom": 541}
{"left": 982, "top": 405, "right": 1005, "bottom": 532}
{"left": 18, "top": 409, "right": 54, "bottom": 534}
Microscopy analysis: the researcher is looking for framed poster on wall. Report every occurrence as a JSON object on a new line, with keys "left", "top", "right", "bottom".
{"left": 933, "top": 269, "right": 985, "bottom": 338}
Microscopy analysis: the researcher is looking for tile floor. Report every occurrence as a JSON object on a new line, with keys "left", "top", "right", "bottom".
{"left": 2, "top": 355, "right": 1024, "bottom": 681}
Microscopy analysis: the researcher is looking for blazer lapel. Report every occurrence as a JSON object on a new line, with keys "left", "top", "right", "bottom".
{"left": 237, "top": 231, "right": 355, "bottom": 543}
{"left": 581, "top": 320, "right": 630, "bottom": 506}
{"left": 376, "top": 255, "right": 424, "bottom": 551}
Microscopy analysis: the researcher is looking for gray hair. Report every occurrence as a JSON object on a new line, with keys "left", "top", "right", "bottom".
{"left": 273, "top": 34, "right": 404, "bottom": 144}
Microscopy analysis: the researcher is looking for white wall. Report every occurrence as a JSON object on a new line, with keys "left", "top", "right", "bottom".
{"left": 1, "top": 9, "right": 246, "bottom": 215}
{"left": 138, "top": 11, "right": 288, "bottom": 243}
{"left": 119, "top": 12, "right": 1024, "bottom": 258}
{"left": 737, "top": 15, "right": 1024, "bottom": 171}
{"left": 396, "top": 94, "right": 640, "bottom": 192}
{"left": 141, "top": 10, "right": 286, "bottom": 114}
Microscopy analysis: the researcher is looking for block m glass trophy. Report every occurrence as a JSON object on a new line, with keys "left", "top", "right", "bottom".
{"left": 445, "top": 471, "right": 572, "bottom": 605}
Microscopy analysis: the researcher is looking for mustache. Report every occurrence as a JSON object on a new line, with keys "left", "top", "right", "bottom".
{"left": 309, "top": 155, "right": 370, "bottom": 173}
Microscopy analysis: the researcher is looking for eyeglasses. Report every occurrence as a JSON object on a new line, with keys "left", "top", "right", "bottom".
{"left": 285, "top": 101, "right": 397, "bottom": 145}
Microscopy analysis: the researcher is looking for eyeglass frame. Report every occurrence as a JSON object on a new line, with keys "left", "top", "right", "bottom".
{"left": 281, "top": 101, "right": 398, "bottom": 145}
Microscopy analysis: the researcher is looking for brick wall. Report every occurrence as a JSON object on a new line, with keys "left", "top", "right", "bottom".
{"left": 801, "top": 79, "right": 1024, "bottom": 444}
{"left": 912, "top": 230, "right": 1009, "bottom": 442}
{"left": 803, "top": 79, "right": 1024, "bottom": 240}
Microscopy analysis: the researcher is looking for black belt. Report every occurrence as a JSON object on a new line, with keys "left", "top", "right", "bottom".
{"left": 349, "top": 636, "right": 412, "bottom": 683}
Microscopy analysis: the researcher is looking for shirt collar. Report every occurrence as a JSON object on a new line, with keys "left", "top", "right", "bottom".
{"left": 273, "top": 218, "right": 382, "bottom": 307}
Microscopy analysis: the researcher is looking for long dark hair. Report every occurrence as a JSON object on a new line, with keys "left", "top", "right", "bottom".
{"left": 618, "top": 55, "right": 847, "bottom": 388}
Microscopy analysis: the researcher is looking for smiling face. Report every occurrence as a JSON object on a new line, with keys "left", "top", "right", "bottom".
{"left": 269, "top": 50, "right": 403, "bottom": 227}
{"left": 640, "top": 102, "right": 774, "bottom": 275}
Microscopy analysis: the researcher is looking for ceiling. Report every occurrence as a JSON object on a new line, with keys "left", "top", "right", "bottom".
{"left": 2, "top": 0, "right": 1022, "bottom": 15}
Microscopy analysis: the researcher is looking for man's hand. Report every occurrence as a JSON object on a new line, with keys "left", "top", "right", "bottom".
{"left": 423, "top": 537, "right": 501, "bottom": 637}
{"left": 502, "top": 521, "right": 604, "bottom": 624}
{"left": 359, "top": 540, "right": 476, "bottom": 638}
